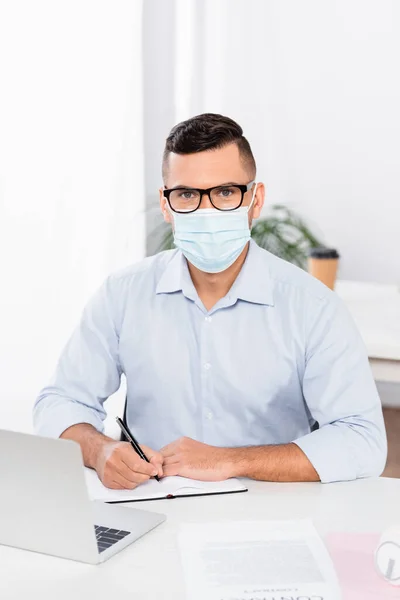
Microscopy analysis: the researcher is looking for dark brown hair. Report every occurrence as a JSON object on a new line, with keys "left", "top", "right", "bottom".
{"left": 162, "top": 113, "right": 256, "bottom": 181}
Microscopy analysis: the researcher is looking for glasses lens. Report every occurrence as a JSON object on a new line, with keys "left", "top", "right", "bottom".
{"left": 210, "top": 186, "right": 243, "bottom": 210}
{"left": 169, "top": 188, "right": 201, "bottom": 212}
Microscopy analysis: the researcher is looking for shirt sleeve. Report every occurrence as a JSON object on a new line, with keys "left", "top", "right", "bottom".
{"left": 33, "top": 276, "right": 122, "bottom": 438}
{"left": 293, "top": 293, "right": 387, "bottom": 483}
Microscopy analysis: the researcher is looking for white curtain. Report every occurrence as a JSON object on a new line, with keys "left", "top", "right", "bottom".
{"left": 173, "top": 0, "right": 229, "bottom": 122}
{"left": 0, "top": 1, "right": 145, "bottom": 433}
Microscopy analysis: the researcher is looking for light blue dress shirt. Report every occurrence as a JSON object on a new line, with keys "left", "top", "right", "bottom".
{"left": 33, "top": 241, "right": 387, "bottom": 483}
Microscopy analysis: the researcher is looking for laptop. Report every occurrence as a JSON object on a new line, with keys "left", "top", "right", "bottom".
{"left": 0, "top": 429, "right": 166, "bottom": 564}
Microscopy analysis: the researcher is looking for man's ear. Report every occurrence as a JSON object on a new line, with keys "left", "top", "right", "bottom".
{"left": 159, "top": 188, "right": 172, "bottom": 224}
{"left": 251, "top": 182, "right": 265, "bottom": 220}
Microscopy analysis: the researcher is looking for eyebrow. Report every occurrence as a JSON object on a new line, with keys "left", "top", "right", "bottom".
{"left": 167, "top": 181, "right": 242, "bottom": 189}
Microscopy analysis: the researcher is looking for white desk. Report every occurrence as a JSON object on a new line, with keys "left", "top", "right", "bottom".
{"left": 1, "top": 477, "right": 400, "bottom": 600}
{"left": 336, "top": 281, "right": 400, "bottom": 385}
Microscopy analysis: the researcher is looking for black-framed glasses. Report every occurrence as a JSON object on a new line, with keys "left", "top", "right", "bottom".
{"left": 163, "top": 180, "right": 255, "bottom": 213}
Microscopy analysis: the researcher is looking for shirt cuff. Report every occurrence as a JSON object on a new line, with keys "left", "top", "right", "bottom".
{"left": 33, "top": 396, "right": 105, "bottom": 439}
{"left": 293, "top": 424, "right": 358, "bottom": 483}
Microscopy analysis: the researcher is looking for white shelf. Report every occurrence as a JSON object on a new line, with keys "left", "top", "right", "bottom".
{"left": 335, "top": 280, "right": 400, "bottom": 361}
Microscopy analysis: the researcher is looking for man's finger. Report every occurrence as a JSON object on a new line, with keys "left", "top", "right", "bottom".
{"left": 109, "top": 480, "right": 125, "bottom": 490}
{"left": 163, "top": 455, "right": 179, "bottom": 466}
{"left": 162, "top": 463, "right": 181, "bottom": 477}
{"left": 119, "top": 446, "right": 158, "bottom": 476}
{"left": 150, "top": 456, "right": 164, "bottom": 477}
{"left": 112, "top": 471, "right": 139, "bottom": 489}
{"left": 160, "top": 444, "right": 176, "bottom": 458}
{"left": 111, "top": 458, "right": 146, "bottom": 484}
{"left": 114, "top": 465, "right": 151, "bottom": 486}
{"left": 105, "top": 472, "right": 138, "bottom": 490}
{"left": 142, "top": 444, "right": 163, "bottom": 463}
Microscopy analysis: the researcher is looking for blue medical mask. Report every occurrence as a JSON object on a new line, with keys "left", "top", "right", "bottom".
{"left": 171, "top": 183, "right": 258, "bottom": 273}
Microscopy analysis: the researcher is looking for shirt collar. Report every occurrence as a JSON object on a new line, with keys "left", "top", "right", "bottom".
{"left": 155, "top": 249, "right": 183, "bottom": 295}
{"left": 156, "top": 240, "right": 274, "bottom": 307}
{"left": 229, "top": 240, "right": 275, "bottom": 306}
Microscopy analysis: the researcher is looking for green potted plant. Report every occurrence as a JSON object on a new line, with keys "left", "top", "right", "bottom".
{"left": 152, "top": 204, "right": 323, "bottom": 270}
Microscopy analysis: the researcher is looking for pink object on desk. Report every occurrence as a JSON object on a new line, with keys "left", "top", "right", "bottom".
{"left": 325, "top": 533, "right": 399, "bottom": 599}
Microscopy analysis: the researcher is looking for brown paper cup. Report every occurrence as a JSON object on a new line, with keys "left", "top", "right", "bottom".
{"left": 307, "top": 248, "right": 340, "bottom": 290}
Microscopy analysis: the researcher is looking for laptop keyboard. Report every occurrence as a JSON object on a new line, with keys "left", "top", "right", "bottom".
{"left": 94, "top": 525, "right": 131, "bottom": 553}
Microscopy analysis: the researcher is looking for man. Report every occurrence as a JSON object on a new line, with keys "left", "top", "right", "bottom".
{"left": 34, "top": 113, "right": 387, "bottom": 489}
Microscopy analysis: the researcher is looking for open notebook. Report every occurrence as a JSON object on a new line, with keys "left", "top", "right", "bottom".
{"left": 84, "top": 467, "right": 248, "bottom": 503}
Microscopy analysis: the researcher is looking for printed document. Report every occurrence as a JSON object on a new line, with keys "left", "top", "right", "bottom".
{"left": 178, "top": 519, "right": 341, "bottom": 600}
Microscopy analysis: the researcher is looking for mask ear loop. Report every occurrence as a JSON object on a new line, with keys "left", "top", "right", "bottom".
{"left": 247, "top": 182, "right": 258, "bottom": 213}
{"left": 163, "top": 190, "right": 175, "bottom": 219}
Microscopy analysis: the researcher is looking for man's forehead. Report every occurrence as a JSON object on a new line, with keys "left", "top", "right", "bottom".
{"left": 165, "top": 144, "right": 249, "bottom": 188}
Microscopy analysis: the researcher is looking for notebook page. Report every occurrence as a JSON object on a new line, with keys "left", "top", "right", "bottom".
{"left": 84, "top": 468, "right": 247, "bottom": 503}
{"left": 171, "top": 478, "right": 247, "bottom": 496}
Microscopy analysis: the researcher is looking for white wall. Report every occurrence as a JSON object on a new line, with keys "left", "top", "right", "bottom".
{"left": 0, "top": 1, "right": 145, "bottom": 433}
{"left": 154, "top": 0, "right": 400, "bottom": 284}
{"left": 249, "top": 0, "right": 400, "bottom": 284}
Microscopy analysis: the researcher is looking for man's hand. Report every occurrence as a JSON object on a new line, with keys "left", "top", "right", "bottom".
{"left": 160, "top": 437, "right": 235, "bottom": 481}
{"left": 94, "top": 440, "right": 164, "bottom": 490}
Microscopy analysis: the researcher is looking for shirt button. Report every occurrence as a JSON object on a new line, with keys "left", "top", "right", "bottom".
{"left": 204, "top": 363, "right": 211, "bottom": 370}
{"left": 206, "top": 410, "right": 213, "bottom": 420}
{"left": 205, "top": 316, "right": 212, "bottom": 322}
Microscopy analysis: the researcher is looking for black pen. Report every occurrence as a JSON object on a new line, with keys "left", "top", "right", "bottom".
{"left": 115, "top": 417, "right": 160, "bottom": 482}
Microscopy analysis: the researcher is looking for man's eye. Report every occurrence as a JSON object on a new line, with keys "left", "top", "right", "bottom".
{"left": 179, "top": 191, "right": 196, "bottom": 199}
{"left": 217, "top": 188, "right": 233, "bottom": 197}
